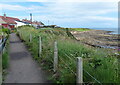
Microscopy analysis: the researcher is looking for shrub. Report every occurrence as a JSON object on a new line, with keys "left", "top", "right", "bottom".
{"left": 2, "top": 28, "right": 10, "bottom": 34}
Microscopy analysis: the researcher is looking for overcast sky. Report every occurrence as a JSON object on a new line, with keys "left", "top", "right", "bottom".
{"left": 0, "top": 0, "right": 118, "bottom": 28}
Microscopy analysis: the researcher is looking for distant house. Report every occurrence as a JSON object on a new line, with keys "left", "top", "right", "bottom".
{"left": 0, "top": 14, "right": 46, "bottom": 29}
{"left": 32, "top": 21, "right": 44, "bottom": 28}
{"left": 0, "top": 14, "right": 20, "bottom": 29}
{"left": 22, "top": 19, "right": 32, "bottom": 25}
{"left": 15, "top": 21, "right": 26, "bottom": 27}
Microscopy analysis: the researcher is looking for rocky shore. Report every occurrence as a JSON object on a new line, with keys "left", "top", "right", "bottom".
{"left": 70, "top": 30, "right": 120, "bottom": 50}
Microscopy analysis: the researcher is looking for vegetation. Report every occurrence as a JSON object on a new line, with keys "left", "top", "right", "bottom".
{"left": 0, "top": 28, "right": 9, "bottom": 82}
{"left": 2, "top": 37, "right": 9, "bottom": 70}
{"left": 1, "top": 44, "right": 9, "bottom": 82}
{"left": 2, "top": 28, "right": 10, "bottom": 34}
{"left": 2, "top": 52, "right": 9, "bottom": 69}
{"left": 68, "top": 28, "right": 91, "bottom": 31}
{"left": 17, "top": 25, "right": 119, "bottom": 84}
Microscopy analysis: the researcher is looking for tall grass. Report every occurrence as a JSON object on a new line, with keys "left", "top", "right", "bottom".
{"left": 2, "top": 39, "right": 9, "bottom": 70}
{"left": 17, "top": 26, "right": 119, "bottom": 83}
{"left": 2, "top": 52, "right": 9, "bottom": 69}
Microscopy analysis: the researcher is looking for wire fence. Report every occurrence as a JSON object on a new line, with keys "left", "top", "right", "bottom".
{"left": 68, "top": 52, "right": 102, "bottom": 84}
{"left": 59, "top": 56, "right": 77, "bottom": 76}
{"left": 18, "top": 31, "right": 104, "bottom": 84}
{"left": 58, "top": 52, "right": 102, "bottom": 84}
{"left": 83, "top": 69, "right": 101, "bottom": 84}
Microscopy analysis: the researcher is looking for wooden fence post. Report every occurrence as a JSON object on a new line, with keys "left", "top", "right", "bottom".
{"left": 39, "top": 36, "right": 42, "bottom": 57}
{"left": 30, "top": 34, "right": 32, "bottom": 42}
{"left": 77, "top": 57, "right": 83, "bottom": 84}
{"left": 54, "top": 41, "right": 58, "bottom": 72}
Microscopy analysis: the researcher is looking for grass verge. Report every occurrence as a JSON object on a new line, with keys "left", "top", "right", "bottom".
{"left": 17, "top": 25, "right": 119, "bottom": 84}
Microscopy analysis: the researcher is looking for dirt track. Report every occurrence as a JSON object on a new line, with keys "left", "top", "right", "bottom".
{"left": 4, "top": 33, "right": 50, "bottom": 83}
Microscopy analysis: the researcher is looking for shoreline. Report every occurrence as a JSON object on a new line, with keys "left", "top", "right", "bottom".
{"left": 89, "top": 28, "right": 118, "bottom": 34}
{"left": 68, "top": 27, "right": 119, "bottom": 34}
{"left": 70, "top": 29, "right": 120, "bottom": 50}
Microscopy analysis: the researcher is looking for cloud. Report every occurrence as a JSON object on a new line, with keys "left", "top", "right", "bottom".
{"left": 0, "top": 0, "right": 119, "bottom": 2}
{"left": 18, "top": 14, "right": 116, "bottom": 28}
{"left": 0, "top": 2, "right": 117, "bottom": 15}
{"left": 26, "top": 0, "right": 119, "bottom": 2}
{"left": 82, "top": 16, "right": 117, "bottom": 22}
{"left": 52, "top": 2, "right": 117, "bottom": 15}
{"left": 0, "top": 3, "right": 27, "bottom": 11}
{"left": 0, "top": 1, "right": 117, "bottom": 28}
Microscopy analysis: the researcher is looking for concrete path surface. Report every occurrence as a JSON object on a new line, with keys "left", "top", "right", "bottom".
{"left": 4, "top": 33, "right": 50, "bottom": 83}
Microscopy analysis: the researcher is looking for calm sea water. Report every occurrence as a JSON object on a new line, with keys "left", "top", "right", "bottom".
{"left": 91, "top": 28, "right": 119, "bottom": 34}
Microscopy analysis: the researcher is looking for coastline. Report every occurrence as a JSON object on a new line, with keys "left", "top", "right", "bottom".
{"left": 70, "top": 29, "right": 120, "bottom": 50}
{"left": 89, "top": 28, "right": 118, "bottom": 34}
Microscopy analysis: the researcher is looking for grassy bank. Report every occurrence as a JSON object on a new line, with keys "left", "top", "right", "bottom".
{"left": 0, "top": 28, "right": 9, "bottom": 69}
{"left": 2, "top": 50, "right": 9, "bottom": 69}
{"left": 0, "top": 43, "right": 9, "bottom": 82}
{"left": 17, "top": 25, "right": 119, "bottom": 84}
{"left": 0, "top": 28, "right": 9, "bottom": 82}
{"left": 0, "top": 51, "right": 9, "bottom": 84}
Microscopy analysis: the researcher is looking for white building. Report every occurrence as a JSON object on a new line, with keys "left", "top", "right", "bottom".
{"left": 15, "top": 21, "right": 27, "bottom": 27}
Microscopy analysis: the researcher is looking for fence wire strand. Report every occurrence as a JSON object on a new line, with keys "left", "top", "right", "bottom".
{"left": 83, "top": 69, "right": 102, "bottom": 84}
{"left": 64, "top": 53, "right": 76, "bottom": 64}
{"left": 18, "top": 31, "right": 105, "bottom": 84}
{"left": 59, "top": 52, "right": 101, "bottom": 84}
{"left": 59, "top": 57, "right": 77, "bottom": 76}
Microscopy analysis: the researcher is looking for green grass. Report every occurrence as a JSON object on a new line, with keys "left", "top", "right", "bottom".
{"left": 68, "top": 28, "right": 91, "bottom": 32}
{"left": 2, "top": 39, "right": 9, "bottom": 70}
{"left": 0, "top": 28, "right": 9, "bottom": 69}
{"left": 17, "top": 25, "right": 119, "bottom": 83}
{"left": 0, "top": 28, "right": 10, "bottom": 38}
{"left": 1, "top": 50, "right": 9, "bottom": 82}
{"left": 0, "top": 28, "right": 9, "bottom": 83}
{"left": 2, "top": 52, "right": 9, "bottom": 69}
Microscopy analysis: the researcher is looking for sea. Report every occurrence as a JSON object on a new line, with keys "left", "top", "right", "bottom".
{"left": 91, "top": 28, "right": 119, "bottom": 34}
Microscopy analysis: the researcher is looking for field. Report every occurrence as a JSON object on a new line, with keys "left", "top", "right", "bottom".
{"left": 17, "top": 25, "right": 119, "bottom": 84}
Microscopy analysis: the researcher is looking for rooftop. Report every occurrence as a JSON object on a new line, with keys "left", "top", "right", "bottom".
{"left": 0, "top": 15, "right": 20, "bottom": 24}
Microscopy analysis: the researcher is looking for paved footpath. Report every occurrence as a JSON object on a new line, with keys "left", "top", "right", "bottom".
{"left": 4, "top": 33, "right": 50, "bottom": 83}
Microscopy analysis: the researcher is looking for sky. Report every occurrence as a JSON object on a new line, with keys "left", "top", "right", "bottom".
{"left": 0, "top": 0, "right": 119, "bottom": 29}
